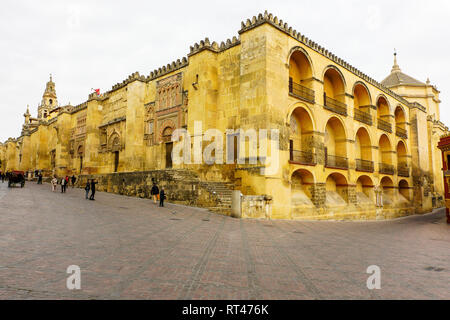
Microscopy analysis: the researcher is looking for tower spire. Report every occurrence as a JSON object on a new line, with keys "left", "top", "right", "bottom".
{"left": 391, "top": 49, "right": 401, "bottom": 73}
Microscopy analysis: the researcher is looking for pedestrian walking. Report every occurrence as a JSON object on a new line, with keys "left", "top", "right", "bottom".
{"left": 37, "top": 173, "right": 43, "bottom": 184}
{"left": 60, "top": 177, "right": 66, "bottom": 193}
{"left": 51, "top": 176, "right": 57, "bottom": 192}
{"left": 1, "top": 173, "right": 4, "bottom": 183}
{"left": 89, "top": 179, "right": 98, "bottom": 200}
{"left": 65, "top": 176, "right": 69, "bottom": 189}
{"left": 159, "top": 188, "right": 166, "bottom": 207}
{"left": 71, "top": 175, "right": 76, "bottom": 188}
{"left": 151, "top": 183, "right": 159, "bottom": 204}
{"left": 84, "top": 180, "right": 90, "bottom": 199}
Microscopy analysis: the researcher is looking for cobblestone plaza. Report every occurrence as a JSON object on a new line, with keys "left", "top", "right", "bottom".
{"left": 0, "top": 182, "right": 448, "bottom": 299}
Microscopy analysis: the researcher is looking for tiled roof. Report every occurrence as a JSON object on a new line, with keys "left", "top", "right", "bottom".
{"left": 381, "top": 54, "right": 424, "bottom": 87}
{"left": 381, "top": 71, "right": 424, "bottom": 87}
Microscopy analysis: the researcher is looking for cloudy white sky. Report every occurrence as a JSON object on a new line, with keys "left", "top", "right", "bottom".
{"left": 1, "top": 0, "right": 449, "bottom": 141}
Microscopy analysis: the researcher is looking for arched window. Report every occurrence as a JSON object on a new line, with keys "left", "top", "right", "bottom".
{"left": 288, "top": 50, "right": 314, "bottom": 103}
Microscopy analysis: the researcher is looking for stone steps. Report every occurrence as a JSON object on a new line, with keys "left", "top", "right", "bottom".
{"left": 199, "top": 181, "right": 234, "bottom": 212}
{"left": 149, "top": 169, "right": 234, "bottom": 214}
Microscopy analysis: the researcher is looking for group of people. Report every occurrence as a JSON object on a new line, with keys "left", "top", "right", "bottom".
{"left": 50, "top": 175, "right": 77, "bottom": 193}
{"left": 84, "top": 179, "right": 98, "bottom": 200}
{"left": 151, "top": 183, "right": 166, "bottom": 207}
{"left": 3, "top": 170, "right": 167, "bottom": 205}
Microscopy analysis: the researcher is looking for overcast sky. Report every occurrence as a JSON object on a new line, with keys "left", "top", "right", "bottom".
{"left": 1, "top": 0, "right": 449, "bottom": 141}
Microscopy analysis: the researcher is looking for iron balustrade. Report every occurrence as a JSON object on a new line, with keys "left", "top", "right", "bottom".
{"left": 326, "top": 154, "right": 349, "bottom": 169}
{"left": 356, "top": 159, "right": 374, "bottom": 172}
{"left": 289, "top": 150, "right": 317, "bottom": 165}
{"left": 377, "top": 118, "right": 392, "bottom": 133}
{"left": 397, "top": 163, "right": 410, "bottom": 177}
{"left": 323, "top": 93, "right": 347, "bottom": 116}
{"left": 354, "top": 109, "right": 373, "bottom": 126}
{"left": 396, "top": 126, "right": 407, "bottom": 139}
{"left": 288, "top": 78, "right": 315, "bottom": 103}
{"left": 379, "top": 163, "right": 395, "bottom": 175}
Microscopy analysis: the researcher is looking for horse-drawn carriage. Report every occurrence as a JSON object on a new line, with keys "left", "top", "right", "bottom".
{"left": 7, "top": 171, "right": 25, "bottom": 188}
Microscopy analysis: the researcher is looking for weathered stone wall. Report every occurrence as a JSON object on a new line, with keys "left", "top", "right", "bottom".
{"left": 76, "top": 170, "right": 218, "bottom": 209}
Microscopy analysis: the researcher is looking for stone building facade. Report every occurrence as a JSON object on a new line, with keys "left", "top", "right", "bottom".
{"left": 1, "top": 11, "right": 448, "bottom": 220}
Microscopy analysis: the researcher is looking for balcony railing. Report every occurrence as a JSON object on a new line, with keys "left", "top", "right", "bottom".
{"left": 396, "top": 126, "right": 407, "bottom": 139}
{"left": 379, "top": 163, "right": 395, "bottom": 175}
{"left": 324, "top": 94, "right": 347, "bottom": 116}
{"left": 289, "top": 78, "right": 315, "bottom": 103}
{"left": 326, "top": 154, "right": 349, "bottom": 170}
{"left": 377, "top": 118, "right": 392, "bottom": 133}
{"left": 289, "top": 150, "right": 317, "bottom": 166}
{"left": 354, "top": 109, "right": 373, "bottom": 126}
{"left": 356, "top": 159, "right": 374, "bottom": 172}
{"left": 397, "top": 163, "right": 410, "bottom": 177}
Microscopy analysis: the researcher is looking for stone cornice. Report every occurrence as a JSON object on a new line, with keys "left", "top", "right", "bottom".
{"left": 409, "top": 102, "right": 427, "bottom": 113}
{"left": 99, "top": 116, "right": 126, "bottom": 128}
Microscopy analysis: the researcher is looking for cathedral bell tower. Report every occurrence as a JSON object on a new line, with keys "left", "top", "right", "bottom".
{"left": 38, "top": 74, "right": 58, "bottom": 119}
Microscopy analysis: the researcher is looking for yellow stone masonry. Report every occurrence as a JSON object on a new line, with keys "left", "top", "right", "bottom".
{"left": 1, "top": 11, "right": 448, "bottom": 220}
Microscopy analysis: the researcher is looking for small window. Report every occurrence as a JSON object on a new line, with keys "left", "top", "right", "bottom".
{"left": 49, "top": 99, "right": 53, "bottom": 106}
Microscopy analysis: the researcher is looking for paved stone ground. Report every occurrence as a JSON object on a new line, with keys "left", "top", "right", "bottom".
{"left": 0, "top": 182, "right": 448, "bottom": 300}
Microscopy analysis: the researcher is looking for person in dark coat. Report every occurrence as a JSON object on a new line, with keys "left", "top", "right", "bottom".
{"left": 37, "top": 173, "right": 43, "bottom": 184}
{"left": 61, "top": 177, "right": 66, "bottom": 193}
{"left": 89, "top": 179, "right": 98, "bottom": 200}
{"left": 151, "top": 183, "right": 159, "bottom": 204}
{"left": 159, "top": 188, "right": 166, "bottom": 207}
{"left": 84, "top": 180, "right": 90, "bottom": 199}
{"left": 71, "top": 175, "right": 76, "bottom": 188}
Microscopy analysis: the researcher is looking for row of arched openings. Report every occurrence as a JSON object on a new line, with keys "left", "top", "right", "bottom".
{"left": 289, "top": 108, "right": 409, "bottom": 175}
{"left": 288, "top": 49, "right": 407, "bottom": 136}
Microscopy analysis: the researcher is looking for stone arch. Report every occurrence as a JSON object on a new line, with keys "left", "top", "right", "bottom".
{"left": 286, "top": 102, "right": 316, "bottom": 129}
{"left": 161, "top": 126, "right": 174, "bottom": 142}
{"left": 353, "top": 82, "right": 372, "bottom": 125}
{"left": 159, "top": 119, "right": 176, "bottom": 142}
{"left": 76, "top": 144, "right": 84, "bottom": 156}
{"left": 376, "top": 94, "right": 392, "bottom": 118}
{"left": 394, "top": 105, "right": 407, "bottom": 137}
{"left": 291, "top": 169, "right": 315, "bottom": 199}
{"left": 287, "top": 46, "right": 315, "bottom": 75}
{"left": 398, "top": 179, "right": 411, "bottom": 200}
{"left": 397, "top": 140, "right": 409, "bottom": 177}
{"left": 380, "top": 176, "right": 395, "bottom": 206}
{"left": 356, "top": 174, "right": 375, "bottom": 202}
{"left": 325, "top": 172, "right": 348, "bottom": 204}
{"left": 324, "top": 116, "right": 348, "bottom": 168}
{"left": 353, "top": 81, "right": 372, "bottom": 108}
{"left": 397, "top": 140, "right": 407, "bottom": 161}
{"left": 288, "top": 105, "right": 316, "bottom": 164}
{"left": 355, "top": 127, "right": 373, "bottom": 172}
{"left": 379, "top": 134, "right": 393, "bottom": 165}
{"left": 288, "top": 47, "right": 315, "bottom": 92}
{"left": 109, "top": 131, "right": 121, "bottom": 152}
{"left": 323, "top": 65, "right": 346, "bottom": 102}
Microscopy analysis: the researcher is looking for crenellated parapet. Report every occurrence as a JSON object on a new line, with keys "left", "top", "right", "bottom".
{"left": 108, "top": 71, "right": 146, "bottom": 94}
{"left": 188, "top": 36, "right": 240, "bottom": 57}
{"left": 147, "top": 57, "right": 188, "bottom": 81}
